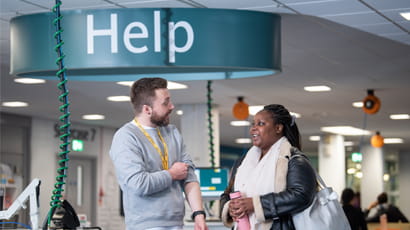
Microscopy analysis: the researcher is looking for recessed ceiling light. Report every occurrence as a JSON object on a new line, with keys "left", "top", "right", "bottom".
{"left": 82, "top": 114, "right": 105, "bottom": 120}
{"left": 116, "top": 81, "right": 187, "bottom": 89}
{"left": 230, "top": 120, "right": 251, "bottom": 126}
{"left": 176, "top": 110, "right": 183, "bottom": 115}
{"left": 309, "top": 136, "right": 320, "bottom": 141}
{"left": 167, "top": 81, "right": 188, "bottom": 89}
{"left": 1, "top": 101, "right": 29, "bottom": 107}
{"left": 321, "top": 126, "right": 370, "bottom": 136}
{"left": 390, "top": 114, "right": 410, "bottom": 120}
{"left": 383, "top": 174, "right": 390, "bottom": 181}
{"left": 235, "top": 138, "right": 252, "bottom": 144}
{"left": 383, "top": 138, "right": 403, "bottom": 144}
{"left": 400, "top": 12, "right": 410, "bottom": 20}
{"left": 304, "top": 85, "right": 331, "bottom": 92}
{"left": 14, "top": 78, "right": 46, "bottom": 84}
{"left": 352, "top": 101, "right": 363, "bottom": 108}
{"left": 107, "top": 96, "right": 130, "bottom": 102}
{"left": 249, "top": 105, "right": 264, "bottom": 115}
{"left": 347, "top": 168, "right": 356, "bottom": 174}
{"left": 116, "top": 81, "right": 133, "bottom": 87}
{"left": 249, "top": 105, "right": 301, "bottom": 118}
{"left": 344, "top": 141, "right": 354, "bottom": 146}
{"left": 290, "top": 112, "right": 301, "bottom": 118}
{"left": 355, "top": 172, "right": 363, "bottom": 178}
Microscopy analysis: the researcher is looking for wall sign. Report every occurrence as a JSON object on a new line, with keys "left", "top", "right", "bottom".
{"left": 54, "top": 123, "right": 96, "bottom": 141}
{"left": 10, "top": 8, "right": 281, "bottom": 81}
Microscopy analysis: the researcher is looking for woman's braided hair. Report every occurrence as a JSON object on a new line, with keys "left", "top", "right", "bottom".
{"left": 263, "top": 104, "right": 302, "bottom": 150}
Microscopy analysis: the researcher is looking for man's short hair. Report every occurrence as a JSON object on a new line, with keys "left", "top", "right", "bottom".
{"left": 130, "top": 78, "right": 168, "bottom": 114}
{"left": 377, "top": 192, "right": 388, "bottom": 204}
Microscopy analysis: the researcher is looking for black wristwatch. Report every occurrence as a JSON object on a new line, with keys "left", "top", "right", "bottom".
{"left": 191, "top": 210, "right": 206, "bottom": 221}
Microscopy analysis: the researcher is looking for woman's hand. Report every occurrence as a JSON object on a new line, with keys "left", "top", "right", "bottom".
{"left": 229, "top": 197, "right": 254, "bottom": 219}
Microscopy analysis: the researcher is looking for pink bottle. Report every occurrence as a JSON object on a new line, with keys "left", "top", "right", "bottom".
{"left": 230, "top": 191, "right": 251, "bottom": 230}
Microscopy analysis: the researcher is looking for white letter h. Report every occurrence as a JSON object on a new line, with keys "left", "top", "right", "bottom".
{"left": 87, "top": 14, "right": 118, "bottom": 54}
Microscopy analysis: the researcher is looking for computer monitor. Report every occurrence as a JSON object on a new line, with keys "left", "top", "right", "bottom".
{"left": 194, "top": 167, "right": 229, "bottom": 200}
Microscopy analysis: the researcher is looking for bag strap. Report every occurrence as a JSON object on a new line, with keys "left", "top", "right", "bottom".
{"left": 289, "top": 152, "right": 327, "bottom": 189}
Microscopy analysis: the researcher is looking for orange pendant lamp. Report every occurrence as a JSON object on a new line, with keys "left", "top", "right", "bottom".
{"left": 232, "top": 96, "right": 249, "bottom": 120}
{"left": 362, "top": 89, "right": 381, "bottom": 115}
{"left": 371, "top": 131, "right": 384, "bottom": 148}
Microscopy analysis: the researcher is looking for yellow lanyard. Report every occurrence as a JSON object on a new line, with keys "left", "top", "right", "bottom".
{"left": 134, "top": 119, "right": 169, "bottom": 170}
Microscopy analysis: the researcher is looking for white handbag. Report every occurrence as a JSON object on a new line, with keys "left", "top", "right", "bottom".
{"left": 292, "top": 165, "right": 351, "bottom": 230}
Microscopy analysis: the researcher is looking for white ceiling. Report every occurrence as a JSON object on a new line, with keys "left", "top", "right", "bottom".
{"left": 1, "top": 0, "right": 410, "bottom": 155}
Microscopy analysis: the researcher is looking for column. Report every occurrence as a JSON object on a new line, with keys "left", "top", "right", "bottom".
{"left": 318, "top": 134, "right": 346, "bottom": 196}
{"left": 398, "top": 150, "right": 410, "bottom": 220}
{"left": 361, "top": 145, "right": 384, "bottom": 210}
{"left": 179, "top": 104, "right": 220, "bottom": 167}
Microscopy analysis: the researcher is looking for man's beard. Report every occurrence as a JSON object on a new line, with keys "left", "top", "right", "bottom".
{"left": 150, "top": 111, "right": 171, "bottom": 127}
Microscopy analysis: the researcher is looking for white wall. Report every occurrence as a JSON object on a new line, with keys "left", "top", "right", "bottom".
{"left": 30, "top": 117, "right": 124, "bottom": 229}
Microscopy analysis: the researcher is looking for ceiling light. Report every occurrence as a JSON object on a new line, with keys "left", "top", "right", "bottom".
{"left": 235, "top": 138, "right": 252, "bottom": 144}
{"left": 309, "top": 136, "right": 320, "bottom": 141}
{"left": 116, "top": 81, "right": 133, "bottom": 86}
{"left": 383, "top": 174, "right": 390, "bottom": 181}
{"left": 352, "top": 101, "right": 363, "bottom": 108}
{"left": 82, "top": 114, "right": 105, "bottom": 120}
{"left": 347, "top": 168, "right": 356, "bottom": 174}
{"left": 355, "top": 171, "right": 363, "bottom": 178}
{"left": 290, "top": 112, "right": 301, "bottom": 118}
{"left": 390, "top": 114, "right": 410, "bottom": 120}
{"left": 303, "top": 85, "right": 331, "bottom": 92}
{"left": 116, "top": 81, "right": 187, "bottom": 89}
{"left": 14, "top": 78, "right": 46, "bottom": 84}
{"left": 321, "top": 126, "right": 371, "bottom": 136}
{"left": 400, "top": 12, "right": 410, "bottom": 20}
{"left": 107, "top": 96, "right": 130, "bottom": 102}
{"left": 344, "top": 141, "right": 354, "bottom": 146}
{"left": 167, "top": 81, "right": 188, "bottom": 89}
{"left": 230, "top": 120, "right": 250, "bottom": 126}
{"left": 1, "top": 101, "right": 29, "bottom": 107}
{"left": 249, "top": 105, "right": 301, "bottom": 118}
{"left": 383, "top": 138, "right": 403, "bottom": 144}
{"left": 176, "top": 110, "right": 183, "bottom": 115}
{"left": 249, "top": 105, "right": 264, "bottom": 115}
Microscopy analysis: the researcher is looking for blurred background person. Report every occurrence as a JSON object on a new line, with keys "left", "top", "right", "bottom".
{"left": 365, "top": 192, "right": 408, "bottom": 223}
{"left": 341, "top": 188, "right": 368, "bottom": 230}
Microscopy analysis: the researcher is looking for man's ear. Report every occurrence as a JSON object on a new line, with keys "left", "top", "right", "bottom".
{"left": 143, "top": 104, "right": 152, "bottom": 115}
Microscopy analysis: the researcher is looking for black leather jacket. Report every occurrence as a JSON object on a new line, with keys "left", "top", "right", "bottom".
{"left": 220, "top": 147, "right": 317, "bottom": 230}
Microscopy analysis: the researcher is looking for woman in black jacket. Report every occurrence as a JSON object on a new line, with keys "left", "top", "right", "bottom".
{"left": 220, "top": 104, "right": 317, "bottom": 230}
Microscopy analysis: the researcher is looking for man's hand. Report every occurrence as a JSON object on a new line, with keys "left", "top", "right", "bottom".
{"left": 194, "top": 214, "right": 208, "bottom": 230}
{"left": 167, "top": 162, "right": 188, "bottom": 180}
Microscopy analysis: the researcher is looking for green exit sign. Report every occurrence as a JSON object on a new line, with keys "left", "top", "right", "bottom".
{"left": 72, "top": 139, "right": 84, "bottom": 152}
{"left": 351, "top": 152, "right": 362, "bottom": 162}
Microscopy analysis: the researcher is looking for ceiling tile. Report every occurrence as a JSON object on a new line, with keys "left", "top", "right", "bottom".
{"left": 193, "top": 0, "right": 275, "bottom": 9}
{"left": 324, "top": 12, "right": 386, "bottom": 26}
{"left": 120, "top": 1, "right": 191, "bottom": 8}
{"left": 290, "top": 0, "right": 370, "bottom": 17}
{"left": 0, "top": 0, "right": 48, "bottom": 13}
{"left": 381, "top": 8, "right": 410, "bottom": 22}
{"left": 360, "top": 0, "right": 410, "bottom": 11}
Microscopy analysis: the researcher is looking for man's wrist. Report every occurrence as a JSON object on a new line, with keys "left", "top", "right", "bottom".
{"left": 191, "top": 210, "right": 206, "bottom": 221}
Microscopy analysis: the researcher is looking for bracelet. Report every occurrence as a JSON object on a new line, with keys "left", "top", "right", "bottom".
{"left": 191, "top": 210, "right": 206, "bottom": 221}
